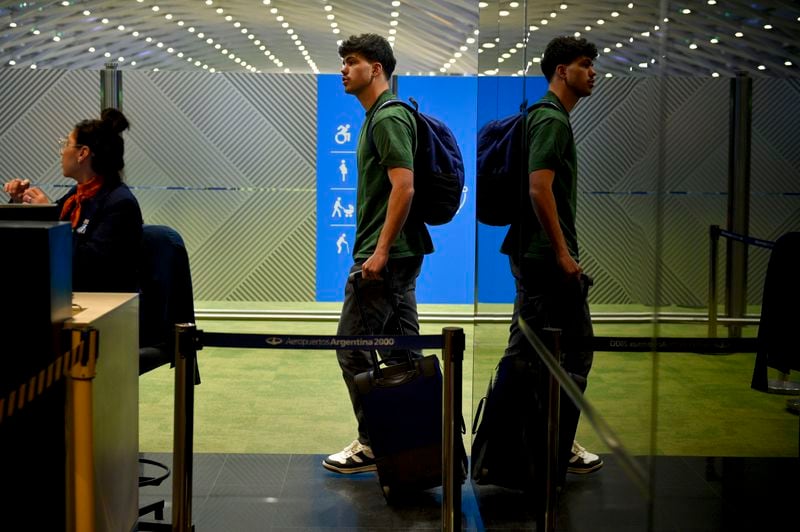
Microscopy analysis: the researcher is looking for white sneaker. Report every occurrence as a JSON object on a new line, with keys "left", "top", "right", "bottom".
{"left": 568, "top": 440, "right": 603, "bottom": 474}
{"left": 322, "top": 439, "right": 377, "bottom": 474}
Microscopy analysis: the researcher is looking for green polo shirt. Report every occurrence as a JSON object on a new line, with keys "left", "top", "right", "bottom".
{"left": 501, "top": 91, "right": 580, "bottom": 262}
{"left": 353, "top": 90, "right": 433, "bottom": 259}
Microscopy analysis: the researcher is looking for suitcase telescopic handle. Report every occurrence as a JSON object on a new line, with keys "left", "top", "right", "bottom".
{"left": 348, "top": 268, "right": 414, "bottom": 373}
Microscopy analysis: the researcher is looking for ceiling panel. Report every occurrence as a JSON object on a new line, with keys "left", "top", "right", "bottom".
{"left": 1, "top": 1, "right": 798, "bottom": 78}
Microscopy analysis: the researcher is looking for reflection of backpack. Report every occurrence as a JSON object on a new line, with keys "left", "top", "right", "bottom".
{"left": 476, "top": 101, "right": 559, "bottom": 226}
{"left": 368, "top": 98, "right": 464, "bottom": 226}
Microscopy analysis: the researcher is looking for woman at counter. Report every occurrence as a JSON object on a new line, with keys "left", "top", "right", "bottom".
{"left": 3, "top": 108, "right": 143, "bottom": 292}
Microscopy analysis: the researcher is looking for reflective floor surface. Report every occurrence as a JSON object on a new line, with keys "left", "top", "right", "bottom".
{"left": 138, "top": 453, "right": 798, "bottom": 531}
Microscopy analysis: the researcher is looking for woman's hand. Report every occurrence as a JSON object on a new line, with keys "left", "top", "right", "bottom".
{"left": 3, "top": 178, "right": 30, "bottom": 203}
{"left": 22, "top": 186, "right": 51, "bottom": 204}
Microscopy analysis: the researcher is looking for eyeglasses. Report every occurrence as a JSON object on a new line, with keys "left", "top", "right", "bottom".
{"left": 58, "top": 137, "right": 85, "bottom": 155}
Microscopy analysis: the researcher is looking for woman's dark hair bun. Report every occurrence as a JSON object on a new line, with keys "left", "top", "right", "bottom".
{"left": 100, "top": 107, "right": 130, "bottom": 135}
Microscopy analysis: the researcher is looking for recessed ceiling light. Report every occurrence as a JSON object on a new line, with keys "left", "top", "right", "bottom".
{"left": 763, "top": 24, "right": 772, "bottom": 30}
{"left": 785, "top": 61, "right": 793, "bottom": 67}
{"left": 734, "top": 32, "right": 743, "bottom": 37}
{"left": 712, "top": 72, "right": 719, "bottom": 77}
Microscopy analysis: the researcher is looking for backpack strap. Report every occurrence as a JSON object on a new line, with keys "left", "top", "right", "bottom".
{"left": 366, "top": 98, "right": 418, "bottom": 160}
{"left": 527, "top": 99, "right": 573, "bottom": 136}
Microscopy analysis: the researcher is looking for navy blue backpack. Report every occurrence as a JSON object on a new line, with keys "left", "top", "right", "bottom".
{"left": 476, "top": 101, "right": 559, "bottom": 226}
{"left": 368, "top": 98, "right": 465, "bottom": 226}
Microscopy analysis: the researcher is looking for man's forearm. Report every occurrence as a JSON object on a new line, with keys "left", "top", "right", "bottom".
{"left": 530, "top": 171, "right": 570, "bottom": 258}
{"left": 375, "top": 182, "right": 413, "bottom": 255}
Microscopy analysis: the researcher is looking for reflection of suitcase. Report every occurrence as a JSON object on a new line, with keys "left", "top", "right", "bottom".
{"left": 471, "top": 354, "right": 586, "bottom": 491}
{"left": 350, "top": 271, "right": 466, "bottom": 499}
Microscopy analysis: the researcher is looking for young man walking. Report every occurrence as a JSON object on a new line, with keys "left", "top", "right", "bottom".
{"left": 323, "top": 34, "right": 432, "bottom": 474}
{"left": 502, "top": 36, "right": 602, "bottom": 479}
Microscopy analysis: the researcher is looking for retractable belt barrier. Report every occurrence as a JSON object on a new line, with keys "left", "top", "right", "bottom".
{"left": 201, "top": 332, "right": 442, "bottom": 351}
{"left": 0, "top": 329, "right": 93, "bottom": 427}
{"left": 198, "top": 328, "right": 464, "bottom": 532}
{"left": 708, "top": 225, "right": 774, "bottom": 338}
{"left": 565, "top": 335, "right": 759, "bottom": 354}
{"left": 715, "top": 227, "right": 775, "bottom": 250}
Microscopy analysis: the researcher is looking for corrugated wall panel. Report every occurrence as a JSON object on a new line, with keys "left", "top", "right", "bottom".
{"left": 1, "top": 70, "right": 796, "bottom": 305}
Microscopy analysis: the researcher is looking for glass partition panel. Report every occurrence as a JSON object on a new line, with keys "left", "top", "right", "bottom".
{"left": 649, "top": 1, "right": 799, "bottom": 530}
{"left": 472, "top": 0, "right": 529, "bottom": 432}
{"left": 473, "top": 0, "right": 663, "bottom": 528}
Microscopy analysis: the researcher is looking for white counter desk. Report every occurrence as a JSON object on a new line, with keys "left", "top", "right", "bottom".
{"left": 66, "top": 292, "right": 139, "bottom": 532}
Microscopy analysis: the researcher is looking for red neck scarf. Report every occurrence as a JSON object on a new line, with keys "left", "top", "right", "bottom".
{"left": 60, "top": 177, "right": 103, "bottom": 228}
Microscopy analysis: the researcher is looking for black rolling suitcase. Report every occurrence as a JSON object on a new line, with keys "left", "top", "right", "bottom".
{"left": 350, "top": 271, "right": 465, "bottom": 499}
{"left": 470, "top": 354, "right": 587, "bottom": 491}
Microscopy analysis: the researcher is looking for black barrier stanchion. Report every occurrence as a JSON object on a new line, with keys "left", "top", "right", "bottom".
{"left": 442, "top": 327, "right": 464, "bottom": 532}
{"left": 709, "top": 225, "right": 720, "bottom": 338}
{"left": 542, "top": 328, "right": 561, "bottom": 532}
{"left": 173, "top": 323, "right": 199, "bottom": 532}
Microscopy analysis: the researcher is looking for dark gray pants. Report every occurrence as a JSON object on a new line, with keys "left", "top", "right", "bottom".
{"left": 504, "top": 256, "right": 594, "bottom": 377}
{"left": 336, "top": 256, "right": 423, "bottom": 447}
{"left": 504, "top": 255, "right": 594, "bottom": 481}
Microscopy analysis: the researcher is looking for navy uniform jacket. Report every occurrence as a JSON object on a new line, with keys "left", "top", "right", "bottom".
{"left": 56, "top": 182, "right": 143, "bottom": 292}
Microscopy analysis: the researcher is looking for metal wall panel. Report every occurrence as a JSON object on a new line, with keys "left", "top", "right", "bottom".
{"left": 123, "top": 71, "right": 317, "bottom": 302}
{"left": 1, "top": 70, "right": 796, "bottom": 305}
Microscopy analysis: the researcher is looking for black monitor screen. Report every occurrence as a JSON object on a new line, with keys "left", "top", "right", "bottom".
{"left": 0, "top": 203, "right": 61, "bottom": 222}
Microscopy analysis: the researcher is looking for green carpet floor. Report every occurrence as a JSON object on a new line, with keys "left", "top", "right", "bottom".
{"left": 139, "top": 309, "right": 797, "bottom": 459}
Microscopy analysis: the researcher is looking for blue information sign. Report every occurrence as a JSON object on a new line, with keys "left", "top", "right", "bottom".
{"left": 398, "top": 76, "right": 476, "bottom": 305}
{"left": 316, "top": 74, "right": 365, "bottom": 301}
{"left": 316, "top": 74, "right": 477, "bottom": 304}
{"left": 476, "top": 76, "right": 549, "bottom": 303}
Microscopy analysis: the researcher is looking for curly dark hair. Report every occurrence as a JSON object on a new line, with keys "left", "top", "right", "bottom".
{"left": 338, "top": 33, "right": 396, "bottom": 80}
{"left": 541, "top": 36, "right": 598, "bottom": 81}
{"left": 74, "top": 108, "right": 130, "bottom": 186}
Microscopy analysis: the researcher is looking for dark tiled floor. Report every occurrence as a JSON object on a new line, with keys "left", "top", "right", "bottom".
{"left": 138, "top": 454, "right": 798, "bottom": 531}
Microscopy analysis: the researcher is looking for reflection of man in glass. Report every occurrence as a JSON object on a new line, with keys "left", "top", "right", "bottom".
{"left": 324, "top": 33, "right": 432, "bottom": 475}
{"left": 501, "top": 36, "right": 602, "bottom": 480}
